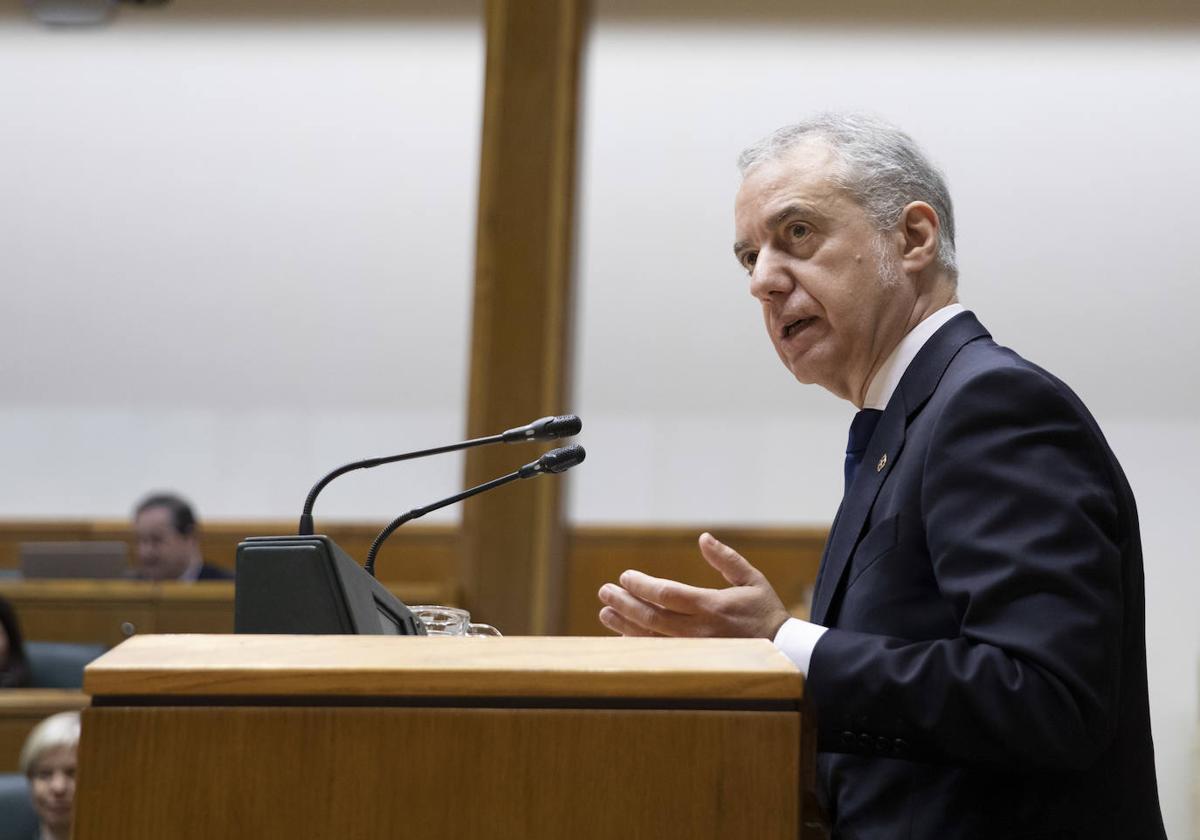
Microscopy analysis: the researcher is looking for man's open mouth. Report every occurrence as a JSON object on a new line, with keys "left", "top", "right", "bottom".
{"left": 783, "top": 317, "right": 815, "bottom": 339}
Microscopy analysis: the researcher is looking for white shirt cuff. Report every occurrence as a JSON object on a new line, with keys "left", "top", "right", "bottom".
{"left": 772, "top": 617, "right": 829, "bottom": 677}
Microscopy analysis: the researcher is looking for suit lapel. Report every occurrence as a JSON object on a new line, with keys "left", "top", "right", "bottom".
{"left": 809, "top": 311, "right": 991, "bottom": 626}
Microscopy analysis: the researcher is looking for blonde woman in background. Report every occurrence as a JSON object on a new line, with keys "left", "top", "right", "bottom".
{"left": 18, "top": 712, "right": 79, "bottom": 840}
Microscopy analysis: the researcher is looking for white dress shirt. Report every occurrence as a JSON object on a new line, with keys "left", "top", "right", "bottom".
{"left": 772, "top": 303, "right": 966, "bottom": 674}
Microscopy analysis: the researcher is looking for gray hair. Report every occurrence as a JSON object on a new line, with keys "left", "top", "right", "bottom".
{"left": 19, "top": 711, "right": 80, "bottom": 776}
{"left": 738, "top": 113, "right": 958, "bottom": 276}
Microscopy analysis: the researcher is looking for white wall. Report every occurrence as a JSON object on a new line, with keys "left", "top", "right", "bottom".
{"left": 573, "top": 19, "right": 1200, "bottom": 837}
{"left": 0, "top": 9, "right": 483, "bottom": 522}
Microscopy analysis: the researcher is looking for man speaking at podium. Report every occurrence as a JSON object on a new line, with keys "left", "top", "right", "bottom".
{"left": 597, "top": 115, "right": 1165, "bottom": 838}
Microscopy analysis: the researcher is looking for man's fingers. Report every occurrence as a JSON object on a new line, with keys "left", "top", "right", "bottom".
{"left": 698, "top": 532, "right": 762, "bottom": 587}
{"left": 598, "top": 581, "right": 691, "bottom": 635}
{"left": 598, "top": 605, "right": 663, "bottom": 637}
{"left": 617, "top": 569, "right": 712, "bottom": 615}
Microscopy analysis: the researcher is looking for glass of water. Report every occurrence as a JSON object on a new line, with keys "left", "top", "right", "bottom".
{"left": 409, "top": 605, "right": 501, "bottom": 637}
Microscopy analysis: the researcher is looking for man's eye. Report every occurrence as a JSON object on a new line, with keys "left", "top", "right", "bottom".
{"left": 789, "top": 223, "right": 809, "bottom": 239}
{"left": 741, "top": 252, "right": 758, "bottom": 271}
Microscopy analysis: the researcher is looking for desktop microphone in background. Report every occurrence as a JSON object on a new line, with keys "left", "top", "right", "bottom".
{"left": 364, "top": 444, "right": 586, "bottom": 577}
{"left": 298, "top": 415, "right": 582, "bottom": 535}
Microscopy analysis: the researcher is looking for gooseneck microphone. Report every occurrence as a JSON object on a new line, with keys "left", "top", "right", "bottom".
{"left": 297, "top": 415, "right": 581, "bottom": 536}
{"left": 501, "top": 415, "right": 582, "bottom": 442}
{"left": 364, "top": 444, "right": 586, "bottom": 577}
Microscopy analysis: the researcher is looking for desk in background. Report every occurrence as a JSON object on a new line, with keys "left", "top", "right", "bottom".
{"left": 0, "top": 579, "right": 452, "bottom": 648}
{"left": 0, "top": 519, "right": 460, "bottom": 594}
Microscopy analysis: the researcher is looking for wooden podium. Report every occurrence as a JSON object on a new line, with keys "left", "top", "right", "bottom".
{"left": 75, "top": 635, "right": 809, "bottom": 839}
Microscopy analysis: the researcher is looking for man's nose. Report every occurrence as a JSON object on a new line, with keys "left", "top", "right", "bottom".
{"left": 748, "top": 247, "right": 793, "bottom": 301}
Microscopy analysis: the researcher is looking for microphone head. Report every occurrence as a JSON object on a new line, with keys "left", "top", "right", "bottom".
{"left": 543, "top": 414, "right": 582, "bottom": 439}
{"left": 539, "top": 444, "right": 586, "bottom": 474}
{"left": 502, "top": 414, "right": 582, "bottom": 442}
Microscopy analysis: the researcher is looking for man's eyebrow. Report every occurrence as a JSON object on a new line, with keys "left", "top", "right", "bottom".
{"left": 733, "top": 203, "right": 821, "bottom": 257}
{"left": 772, "top": 203, "right": 819, "bottom": 225}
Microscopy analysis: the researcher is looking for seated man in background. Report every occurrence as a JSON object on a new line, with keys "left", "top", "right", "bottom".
{"left": 131, "top": 493, "right": 232, "bottom": 581}
{"left": 19, "top": 711, "right": 80, "bottom": 840}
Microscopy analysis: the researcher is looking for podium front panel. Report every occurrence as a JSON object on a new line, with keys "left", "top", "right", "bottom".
{"left": 75, "top": 635, "right": 808, "bottom": 839}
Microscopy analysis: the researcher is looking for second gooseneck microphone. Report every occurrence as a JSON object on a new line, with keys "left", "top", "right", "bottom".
{"left": 297, "top": 415, "right": 582, "bottom": 536}
{"left": 364, "top": 444, "right": 586, "bottom": 576}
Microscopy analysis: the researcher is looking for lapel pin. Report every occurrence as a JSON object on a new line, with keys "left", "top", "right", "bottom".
{"left": 876, "top": 453, "right": 888, "bottom": 472}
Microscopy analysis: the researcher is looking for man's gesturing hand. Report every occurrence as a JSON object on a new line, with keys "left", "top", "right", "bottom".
{"left": 597, "top": 532, "right": 791, "bottom": 639}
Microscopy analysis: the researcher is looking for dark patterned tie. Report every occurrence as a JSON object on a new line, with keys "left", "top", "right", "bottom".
{"left": 844, "top": 408, "right": 883, "bottom": 496}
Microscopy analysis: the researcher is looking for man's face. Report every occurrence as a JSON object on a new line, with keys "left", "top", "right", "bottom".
{"left": 132, "top": 506, "right": 195, "bottom": 581}
{"left": 30, "top": 745, "right": 76, "bottom": 833}
{"left": 733, "top": 139, "right": 915, "bottom": 403}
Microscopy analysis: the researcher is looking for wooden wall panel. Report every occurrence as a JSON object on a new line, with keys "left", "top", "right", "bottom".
{"left": 0, "top": 520, "right": 828, "bottom": 639}
{"left": 564, "top": 525, "right": 827, "bottom": 636}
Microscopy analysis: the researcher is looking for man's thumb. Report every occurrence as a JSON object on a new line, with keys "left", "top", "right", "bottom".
{"left": 698, "top": 532, "right": 760, "bottom": 587}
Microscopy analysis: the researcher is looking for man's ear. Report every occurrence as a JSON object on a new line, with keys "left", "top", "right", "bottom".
{"left": 898, "top": 201, "right": 940, "bottom": 274}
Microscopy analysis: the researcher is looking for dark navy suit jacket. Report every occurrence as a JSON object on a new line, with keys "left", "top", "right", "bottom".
{"left": 196, "top": 562, "right": 234, "bottom": 581}
{"left": 806, "top": 312, "right": 1164, "bottom": 839}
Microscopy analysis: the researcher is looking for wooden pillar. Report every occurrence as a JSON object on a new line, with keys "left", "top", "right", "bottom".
{"left": 462, "top": 0, "right": 586, "bottom": 635}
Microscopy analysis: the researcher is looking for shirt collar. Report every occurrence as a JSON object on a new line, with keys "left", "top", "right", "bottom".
{"left": 178, "top": 553, "right": 203, "bottom": 582}
{"left": 862, "top": 303, "right": 966, "bottom": 410}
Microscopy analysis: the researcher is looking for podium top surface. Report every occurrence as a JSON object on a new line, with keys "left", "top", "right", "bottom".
{"left": 83, "top": 634, "right": 804, "bottom": 701}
